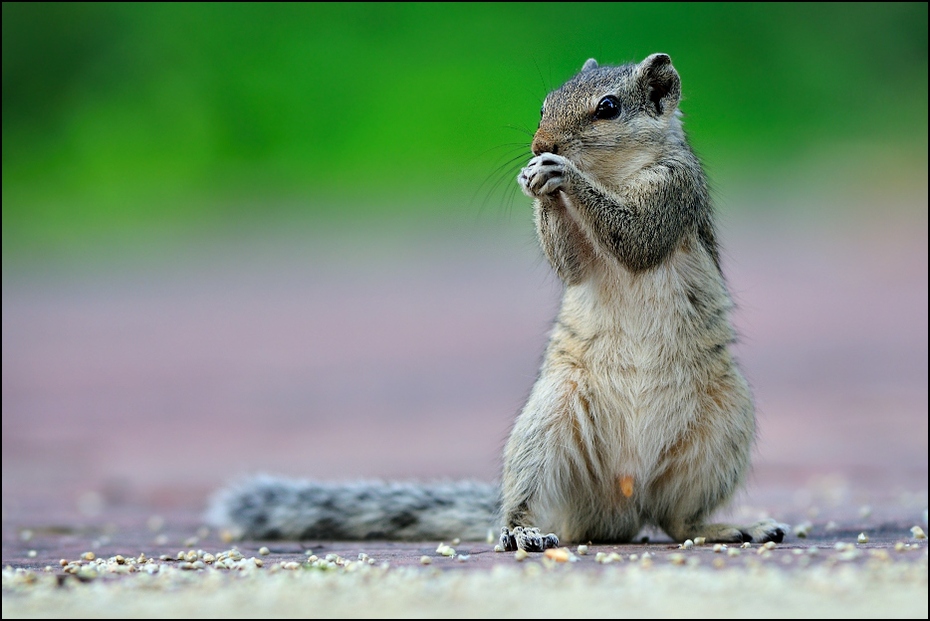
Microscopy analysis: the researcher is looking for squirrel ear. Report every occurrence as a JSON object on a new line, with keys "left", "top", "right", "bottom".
{"left": 636, "top": 53, "right": 681, "bottom": 116}
{"left": 581, "top": 58, "right": 599, "bottom": 72}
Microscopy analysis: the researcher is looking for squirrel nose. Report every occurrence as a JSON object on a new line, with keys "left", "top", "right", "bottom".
{"left": 531, "top": 133, "right": 559, "bottom": 156}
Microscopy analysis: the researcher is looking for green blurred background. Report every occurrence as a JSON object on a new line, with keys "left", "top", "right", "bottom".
{"left": 2, "top": 2, "right": 927, "bottom": 264}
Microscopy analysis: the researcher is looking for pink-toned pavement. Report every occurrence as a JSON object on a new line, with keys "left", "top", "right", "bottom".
{"left": 2, "top": 210, "right": 927, "bottom": 577}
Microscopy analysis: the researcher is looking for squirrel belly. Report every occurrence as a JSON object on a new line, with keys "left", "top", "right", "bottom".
{"left": 207, "top": 477, "right": 499, "bottom": 541}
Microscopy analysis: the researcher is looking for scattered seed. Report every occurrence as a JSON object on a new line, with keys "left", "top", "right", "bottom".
{"left": 27, "top": 550, "right": 36, "bottom": 558}
{"left": 146, "top": 515, "right": 165, "bottom": 532}
{"left": 727, "top": 547, "right": 740, "bottom": 557}
{"left": 693, "top": 537, "right": 706, "bottom": 546}
{"left": 857, "top": 533, "right": 869, "bottom": 544}
{"left": 59, "top": 559, "right": 68, "bottom": 567}
{"left": 493, "top": 544, "right": 504, "bottom": 553}
{"left": 713, "top": 544, "right": 726, "bottom": 553}
{"left": 514, "top": 549, "right": 529, "bottom": 562}
{"left": 576, "top": 544, "right": 588, "bottom": 556}
{"left": 741, "top": 542, "right": 751, "bottom": 549}
{"left": 258, "top": 546, "right": 270, "bottom": 556}
{"left": 451, "top": 538, "right": 461, "bottom": 546}
{"left": 544, "top": 548, "right": 570, "bottom": 562}
{"left": 81, "top": 552, "right": 95, "bottom": 561}
{"left": 283, "top": 561, "right": 301, "bottom": 570}
{"left": 911, "top": 526, "right": 926, "bottom": 540}
{"left": 668, "top": 553, "right": 686, "bottom": 565}
{"left": 894, "top": 542, "right": 908, "bottom": 552}
{"left": 419, "top": 556, "right": 432, "bottom": 565}
{"left": 763, "top": 541, "right": 777, "bottom": 550}
{"left": 681, "top": 539, "right": 694, "bottom": 550}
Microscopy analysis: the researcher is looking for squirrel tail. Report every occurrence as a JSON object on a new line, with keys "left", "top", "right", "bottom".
{"left": 206, "top": 475, "right": 501, "bottom": 541}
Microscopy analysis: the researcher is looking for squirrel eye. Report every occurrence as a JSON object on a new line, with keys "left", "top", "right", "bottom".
{"left": 594, "top": 95, "right": 621, "bottom": 120}
{"left": 540, "top": 105, "right": 545, "bottom": 117}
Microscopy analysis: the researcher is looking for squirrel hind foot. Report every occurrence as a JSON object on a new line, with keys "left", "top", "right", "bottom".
{"left": 500, "top": 526, "right": 560, "bottom": 552}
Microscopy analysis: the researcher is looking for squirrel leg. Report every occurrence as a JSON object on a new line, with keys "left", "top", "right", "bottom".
{"left": 520, "top": 153, "right": 595, "bottom": 285}
{"left": 648, "top": 372, "right": 788, "bottom": 543}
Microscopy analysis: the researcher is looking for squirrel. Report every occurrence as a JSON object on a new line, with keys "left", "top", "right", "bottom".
{"left": 207, "top": 54, "right": 787, "bottom": 547}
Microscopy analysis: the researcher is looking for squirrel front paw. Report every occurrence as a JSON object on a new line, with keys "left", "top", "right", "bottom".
{"left": 518, "top": 153, "right": 571, "bottom": 198}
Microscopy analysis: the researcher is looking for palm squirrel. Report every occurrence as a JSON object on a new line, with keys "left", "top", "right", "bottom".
{"left": 207, "top": 54, "right": 787, "bottom": 546}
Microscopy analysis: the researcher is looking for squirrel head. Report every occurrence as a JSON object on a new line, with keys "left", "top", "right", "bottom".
{"left": 532, "top": 53, "right": 685, "bottom": 185}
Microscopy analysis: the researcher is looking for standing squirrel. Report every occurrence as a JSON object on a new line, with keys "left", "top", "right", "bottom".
{"left": 207, "top": 54, "right": 786, "bottom": 546}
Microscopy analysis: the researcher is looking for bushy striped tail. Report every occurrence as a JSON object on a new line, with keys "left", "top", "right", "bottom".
{"left": 207, "top": 475, "right": 500, "bottom": 541}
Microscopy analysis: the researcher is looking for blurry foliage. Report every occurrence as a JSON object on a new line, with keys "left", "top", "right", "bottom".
{"left": 2, "top": 3, "right": 927, "bottom": 258}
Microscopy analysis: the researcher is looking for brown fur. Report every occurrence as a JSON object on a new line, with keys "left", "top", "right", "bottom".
{"left": 508, "top": 54, "right": 786, "bottom": 543}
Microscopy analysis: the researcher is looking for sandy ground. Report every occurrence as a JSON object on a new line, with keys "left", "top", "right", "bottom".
{"left": 2, "top": 207, "right": 927, "bottom": 617}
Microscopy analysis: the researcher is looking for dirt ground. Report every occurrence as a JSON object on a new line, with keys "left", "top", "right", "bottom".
{"left": 2, "top": 208, "right": 927, "bottom": 617}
